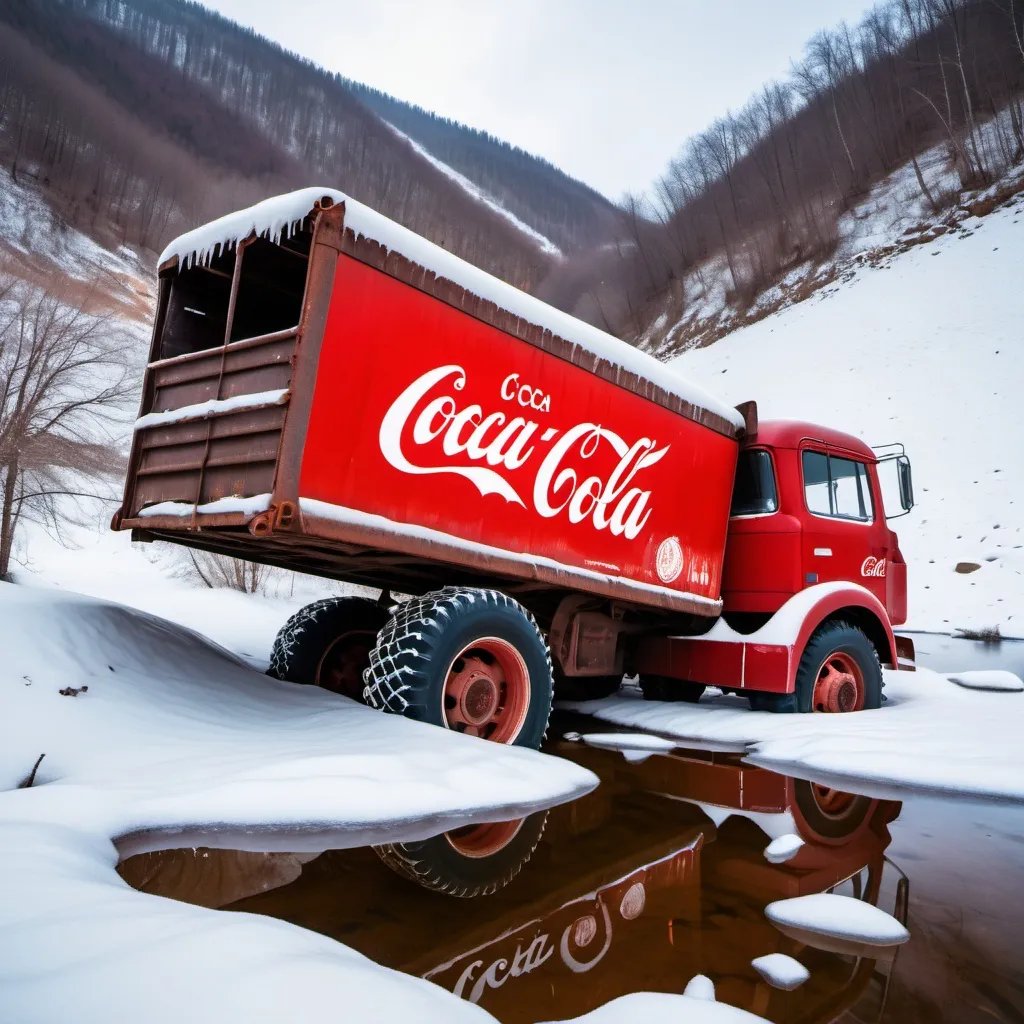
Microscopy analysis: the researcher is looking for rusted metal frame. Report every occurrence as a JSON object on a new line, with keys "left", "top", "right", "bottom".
{"left": 270, "top": 202, "right": 346, "bottom": 521}
{"left": 112, "top": 277, "right": 173, "bottom": 529}
{"left": 119, "top": 513, "right": 252, "bottom": 531}
{"left": 134, "top": 453, "right": 277, "bottom": 477}
{"left": 189, "top": 235, "right": 254, "bottom": 527}
{"left": 146, "top": 327, "right": 299, "bottom": 373}
{"left": 130, "top": 528, "right": 439, "bottom": 589}
{"left": 192, "top": 264, "right": 233, "bottom": 281}
{"left": 298, "top": 507, "right": 721, "bottom": 618}
{"left": 338, "top": 228, "right": 743, "bottom": 440}
{"left": 136, "top": 419, "right": 284, "bottom": 454}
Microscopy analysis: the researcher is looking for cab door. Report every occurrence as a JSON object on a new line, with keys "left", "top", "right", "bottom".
{"left": 799, "top": 447, "right": 888, "bottom": 606}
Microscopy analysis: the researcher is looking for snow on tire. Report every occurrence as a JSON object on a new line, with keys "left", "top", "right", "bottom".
{"left": 363, "top": 586, "right": 553, "bottom": 750}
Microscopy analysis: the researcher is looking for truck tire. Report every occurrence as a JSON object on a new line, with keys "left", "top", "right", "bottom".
{"left": 553, "top": 668, "right": 623, "bottom": 702}
{"left": 363, "top": 586, "right": 554, "bottom": 749}
{"left": 267, "top": 596, "right": 388, "bottom": 701}
{"left": 751, "top": 620, "right": 882, "bottom": 714}
{"left": 639, "top": 674, "right": 706, "bottom": 703}
{"left": 374, "top": 811, "right": 548, "bottom": 898}
{"left": 791, "top": 778, "right": 876, "bottom": 844}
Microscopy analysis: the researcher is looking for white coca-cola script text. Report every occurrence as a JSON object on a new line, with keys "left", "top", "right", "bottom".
{"left": 379, "top": 365, "right": 669, "bottom": 540}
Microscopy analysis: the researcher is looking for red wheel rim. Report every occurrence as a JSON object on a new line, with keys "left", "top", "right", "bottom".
{"left": 445, "top": 818, "right": 525, "bottom": 858}
{"left": 315, "top": 631, "right": 376, "bottom": 700}
{"left": 442, "top": 637, "right": 530, "bottom": 743}
{"left": 809, "top": 783, "right": 856, "bottom": 816}
{"left": 812, "top": 651, "right": 865, "bottom": 713}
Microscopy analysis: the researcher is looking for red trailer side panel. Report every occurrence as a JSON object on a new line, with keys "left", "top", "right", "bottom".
{"left": 298, "top": 255, "right": 739, "bottom": 605}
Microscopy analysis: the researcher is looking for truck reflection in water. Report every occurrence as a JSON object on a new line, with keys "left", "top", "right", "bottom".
{"left": 119, "top": 737, "right": 908, "bottom": 1023}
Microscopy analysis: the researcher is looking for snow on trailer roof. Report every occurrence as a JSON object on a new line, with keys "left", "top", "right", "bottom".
{"left": 159, "top": 187, "right": 745, "bottom": 434}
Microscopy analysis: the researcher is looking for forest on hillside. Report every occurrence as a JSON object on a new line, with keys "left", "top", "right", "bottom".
{"left": 551, "top": 0, "right": 1024, "bottom": 340}
{"left": 0, "top": 0, "right": 618, "bottom": 290}
{"left": 347, "top": 82, "right": 620, "bottom": 252}
{"left": 0, "top": 0, "right": 1021, "bottom": 342}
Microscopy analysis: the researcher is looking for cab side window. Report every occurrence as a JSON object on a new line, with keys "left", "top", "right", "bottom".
{"left": 731, "top": 449, "right": 778, "bottom": 516}
{"left": 802, "top": 451, "right": 873, "bottom": 522}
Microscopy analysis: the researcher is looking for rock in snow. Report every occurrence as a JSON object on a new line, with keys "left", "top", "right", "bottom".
{"left": 763, "top": 833, "right": 805, "bottom": 864}
{"left": 947, "top": 670, "right": 1024, "bottom": 692}
{"left": 765, "top": 893, "right": 910, "bottom": 953}
{"left": 751, "top": 953, "right": 810, "bottom": 991}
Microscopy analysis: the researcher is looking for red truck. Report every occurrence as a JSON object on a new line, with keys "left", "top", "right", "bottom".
{"left": 115, "top": 187, "right": 915, "bottom": 745}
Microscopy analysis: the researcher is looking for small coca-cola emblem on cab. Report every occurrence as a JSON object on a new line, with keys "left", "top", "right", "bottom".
{"left": 656, "top": 537, "right": 683, "bottom": 583}
{"left": 861, "top": 556, "right": 887, "bottom": 577}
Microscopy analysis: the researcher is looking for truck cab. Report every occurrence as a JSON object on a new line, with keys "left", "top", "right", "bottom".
{"left": 722, "top": 421, "right": 910, "bottom": 628}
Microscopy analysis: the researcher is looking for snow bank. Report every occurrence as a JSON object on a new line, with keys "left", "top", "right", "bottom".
{"left": 563, "top": 667, "right": 1024, "bottom": 802}
{"left": 159, "top": 188, "right": 743, "bottom": 432}
{"left": 672, "top": 197, "right": 1024, "bottom": 635}
{"left": 538, "top": 982, "right": 768, "bottom": 1023}
{"left": 134, "top": 389, "right": 288, "bottom": 431}
{"left": 947, "top": 670, "right": 1024, "bottom": 692}
{"left": 750, "top": 953, "right": 808, "bottom": 991}
{"left": 763, "top": 833, "right": 804, "bottom": 864}
{"left": 0, "top": 821, "right": 495, "bottom": 1024}
{"left": 765, "top": 893, "right": 910, "bottom": 948}
{"left": 0, "top": 584, "right": 597, "bottom": 848}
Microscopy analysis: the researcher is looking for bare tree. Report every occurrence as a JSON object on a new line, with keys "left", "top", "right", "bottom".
{"left": 0, "top": 273, "right": 135, "bottom": 579}
{"left": 180, "top": 548, "right": 276, "bottom": 594}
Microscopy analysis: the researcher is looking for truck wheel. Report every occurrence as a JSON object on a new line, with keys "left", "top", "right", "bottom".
{"left": 639, "top": 674, "right": 706, "bottom": 703}
{"left": 363, "top": 587, "right": 553, "bottom": 749}
{"left": 793, "top": 620, "right": 882, "bottom": 713}
{"left": 374, "top": 811, "right": 547, "bottom": 898}
{"left": 553, "top": 667, "right": 623, "bottom": 702}
{"left": 267, "top": 596, "right": 387, "bottom": 701}
{"left": 791, "top": 778, "right": 876, "bottom": 844}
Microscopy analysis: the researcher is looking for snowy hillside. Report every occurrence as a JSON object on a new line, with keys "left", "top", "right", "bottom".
{"left": 385, "top": 123, "right": 563, "bottom": 257}
{"left": 672, "top": 191, "right": 1024, "bottom": 637}
{"left": 0, "top": 173, "right": 155, "bottom": 319}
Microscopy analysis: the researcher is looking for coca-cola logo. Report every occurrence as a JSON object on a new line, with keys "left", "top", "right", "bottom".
{"left": 379, "top": 365, "right": 669, "bottom": 541}
{"left": 655, "top": 537, "right": 683, "bottom": 583}
{"left": 861, "top": 556, "right": 887, "bottom": 577}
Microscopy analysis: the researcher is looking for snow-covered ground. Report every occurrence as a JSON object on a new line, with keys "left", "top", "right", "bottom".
{"left": 564, "top": 666, "right": 1024, "bottom": 803}
{"left": 0, "top": 584, "right": 596, "bottom": 844}
{"left": 0, "top": 821, "right": 497, "bottom": 1024}
{"left": 0, "top": 584, "right": 604, "bottom": 1022}
{"left": 672, "top": 194, "right": 1024, "bottom": 637}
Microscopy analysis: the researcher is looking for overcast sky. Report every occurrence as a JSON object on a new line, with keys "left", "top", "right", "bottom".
{"left": 201, "top": 0, "right": 874, "bottom": 199}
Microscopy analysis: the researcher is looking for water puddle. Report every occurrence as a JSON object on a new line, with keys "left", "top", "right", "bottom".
{"left": 118, "top": 729, "right": 1024, "bottom": 1023}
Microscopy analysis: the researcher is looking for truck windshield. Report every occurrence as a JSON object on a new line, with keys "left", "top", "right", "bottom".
{"left": 731, "top": 450, "right": 778, "bottom": 516}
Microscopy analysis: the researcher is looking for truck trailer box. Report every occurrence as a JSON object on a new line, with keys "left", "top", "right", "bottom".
{"left": 114, "top": 188, "right": 747, "bottom": 620}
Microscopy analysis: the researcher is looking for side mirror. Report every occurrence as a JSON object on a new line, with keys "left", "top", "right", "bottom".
{"left": 897, "top": 455, "right": 914, "bottom": 512}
